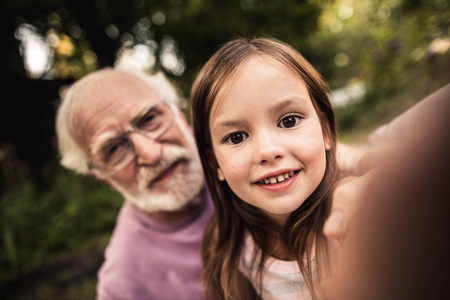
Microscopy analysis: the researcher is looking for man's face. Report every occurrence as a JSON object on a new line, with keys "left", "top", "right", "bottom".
{"left": 74, "top": 73, "right": 204, "bottom": 212}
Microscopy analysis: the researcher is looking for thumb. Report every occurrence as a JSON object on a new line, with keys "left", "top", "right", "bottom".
{"left": 323, "top": 210, "right": 345, "bottom": 239}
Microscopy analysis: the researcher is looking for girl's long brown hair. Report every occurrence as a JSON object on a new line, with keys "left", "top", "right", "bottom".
{"left": 190, "top": 37, "right": 339, "bottom": 300}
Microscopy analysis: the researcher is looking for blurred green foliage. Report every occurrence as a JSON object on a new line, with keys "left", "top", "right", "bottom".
{"left": 0, "top": 161, "right": 122, "bottom": 296}
{"left": 307, "top": 0, "right": 450, "bottom": 133}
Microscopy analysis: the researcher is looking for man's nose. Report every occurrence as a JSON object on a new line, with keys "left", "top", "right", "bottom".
{"left": 129, "top": 132, "right": 163, "bottom": 166}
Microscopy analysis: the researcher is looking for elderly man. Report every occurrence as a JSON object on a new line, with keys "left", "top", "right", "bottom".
{"left": 56, "top": 68, "right": 212, "bottom": 300}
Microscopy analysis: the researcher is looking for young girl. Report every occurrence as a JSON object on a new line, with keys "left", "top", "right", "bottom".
{"left": 190, "top": 37, "right": 340, "bottom": 299}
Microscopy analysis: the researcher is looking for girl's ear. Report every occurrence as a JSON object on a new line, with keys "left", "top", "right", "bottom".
{"left": 318, "top": 109, "right": 333, "bottom": 151}
{"left": 323, "top": 124, "right": 333, "bottom": 151}
{"left": 205, "top": 149, "right": 226, "bottom": 181}
{"left": 325, "top": 137, "right": 332, "bottom": 150}
{"left": 217, "top": 168, "right": 225, "bottom": 181}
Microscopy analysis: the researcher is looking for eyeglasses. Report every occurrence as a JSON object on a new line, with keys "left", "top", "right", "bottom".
{"left": 88, "top": 101, "right": 175, "bottom": 176}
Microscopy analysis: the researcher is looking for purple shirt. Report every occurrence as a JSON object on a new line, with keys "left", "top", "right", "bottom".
{"left": 96, "top": 189, "right": 213, "bottom": 300}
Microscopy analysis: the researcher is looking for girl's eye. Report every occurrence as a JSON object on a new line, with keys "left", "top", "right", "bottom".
{"left": 224, "top": 132, "right": 248, "bottom": 144}
{"left": 278, "top": 115, "right": 301, "bottom": 128}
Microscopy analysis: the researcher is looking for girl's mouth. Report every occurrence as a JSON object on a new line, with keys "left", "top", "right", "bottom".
{"left": 257, "top": 170, "right": 300, "bottom": 185}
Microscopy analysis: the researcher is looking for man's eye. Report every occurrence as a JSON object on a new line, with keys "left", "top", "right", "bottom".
{"left": 224, "top": 132, "right": 248, "bottom": 144}
{"left": 278, "top": 115, "right": 301, "bottom": 128}
{"left": 142, "top": 114, "right": 155, "bottom": 123}
{"left": 137, "top": 111, "right": 161, "bottom": 131}
{"left": 101, "top": 140, "right": 128, "bottom": 164}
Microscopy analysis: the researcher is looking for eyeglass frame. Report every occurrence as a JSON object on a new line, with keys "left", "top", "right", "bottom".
{"left": 87, "top": 100, "right": 176, "bottom": 176}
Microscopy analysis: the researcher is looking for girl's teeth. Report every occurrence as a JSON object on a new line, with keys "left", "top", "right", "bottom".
{"left": 260, "top": 172, "right": 295, "bottom": 184}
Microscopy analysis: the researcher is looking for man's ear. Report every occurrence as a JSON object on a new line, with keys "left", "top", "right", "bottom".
{"left": 205, "top": 149, "right": 225, "bottom": 181}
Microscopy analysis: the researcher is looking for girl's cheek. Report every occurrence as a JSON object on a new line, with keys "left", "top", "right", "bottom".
{"left": 231, "top": 161, "right": 249, "bottom": 181}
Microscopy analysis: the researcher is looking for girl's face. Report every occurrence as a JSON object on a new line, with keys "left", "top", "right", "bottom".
{"left": 209, "top": 57, "right": 331, "bottom": 224}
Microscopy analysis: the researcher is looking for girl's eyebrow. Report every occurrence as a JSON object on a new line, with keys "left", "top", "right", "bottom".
{"left": 272, "top": 97, "right": 309, "bottom": 111}
{"left": 212, "top": 119, "right": 246, "bottom": 133}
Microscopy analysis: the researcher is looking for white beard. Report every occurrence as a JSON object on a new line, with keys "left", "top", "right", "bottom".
{"left": 111, "top": 143, "right": 205, "bottom": 213}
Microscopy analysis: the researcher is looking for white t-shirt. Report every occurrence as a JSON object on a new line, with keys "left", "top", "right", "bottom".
{"left": 239, "top": 233, "right": 314, "bottom": 300}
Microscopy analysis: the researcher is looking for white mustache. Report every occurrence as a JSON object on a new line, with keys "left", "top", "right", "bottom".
{"left": 137, "top": 145, "right": 191, "bottom": 190}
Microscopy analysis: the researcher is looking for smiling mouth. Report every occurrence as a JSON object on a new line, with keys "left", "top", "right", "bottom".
{"left": 151, "top": 160, "right": 182, "bottom": 184}
{"left": 257, "top": 170, "right": 300, "bottom": 185}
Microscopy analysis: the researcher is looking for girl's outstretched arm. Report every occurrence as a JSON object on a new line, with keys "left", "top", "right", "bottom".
{"left": 325, "top": 83, "right": 450, "bottom": 239}
{"left": 321, "top": 85, "right": 450, "bottom": 298}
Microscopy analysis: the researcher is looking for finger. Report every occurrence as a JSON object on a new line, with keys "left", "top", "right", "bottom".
{"left": 323, "top": 210, "right": 345, "bottom": 239}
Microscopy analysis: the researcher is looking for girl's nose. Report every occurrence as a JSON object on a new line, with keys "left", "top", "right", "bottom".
{"left": 252, "top": 133, "right": 285, "bottom": 164}
{"left": 130, "top": 132, "right": 163, "bottom": 166}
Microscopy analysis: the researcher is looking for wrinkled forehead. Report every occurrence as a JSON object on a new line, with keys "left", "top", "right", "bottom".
{"left": 69, "top": 73, "right": 161, "bottom": 151}
{"left": 73, "top": 73, "right": 159, "bottom": 115}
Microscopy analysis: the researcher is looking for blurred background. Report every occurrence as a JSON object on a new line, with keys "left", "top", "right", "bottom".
{"left": 1, "top": 0, "right": 449, "bottom": 298}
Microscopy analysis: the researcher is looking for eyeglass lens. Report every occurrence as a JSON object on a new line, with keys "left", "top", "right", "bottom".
{"left": 135, "top": 102, "right": 173, "bottom": 138}
{"left": 91, "top": 102, "right": 173, "bottom": 174}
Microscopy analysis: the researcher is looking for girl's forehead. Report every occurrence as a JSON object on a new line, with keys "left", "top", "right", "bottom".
{"left": 213, "top": 56, "right": 305, "bottom": 104}
{"left": 209, "top": 57, "right": 313, "bottom": 129}
{"left": 216, "top": 56, "right": 300, "bottom": 94}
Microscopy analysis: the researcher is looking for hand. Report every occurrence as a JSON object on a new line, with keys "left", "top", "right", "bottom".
{"left": 337, "top": 141, "right": 399, "bottom": 177}
{"left": 323, "top": 170, "right": 378, "bottom": 241}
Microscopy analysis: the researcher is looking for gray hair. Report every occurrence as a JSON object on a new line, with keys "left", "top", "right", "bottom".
{"left": 55, "top": 68, "right": 180, "bottom": 174}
